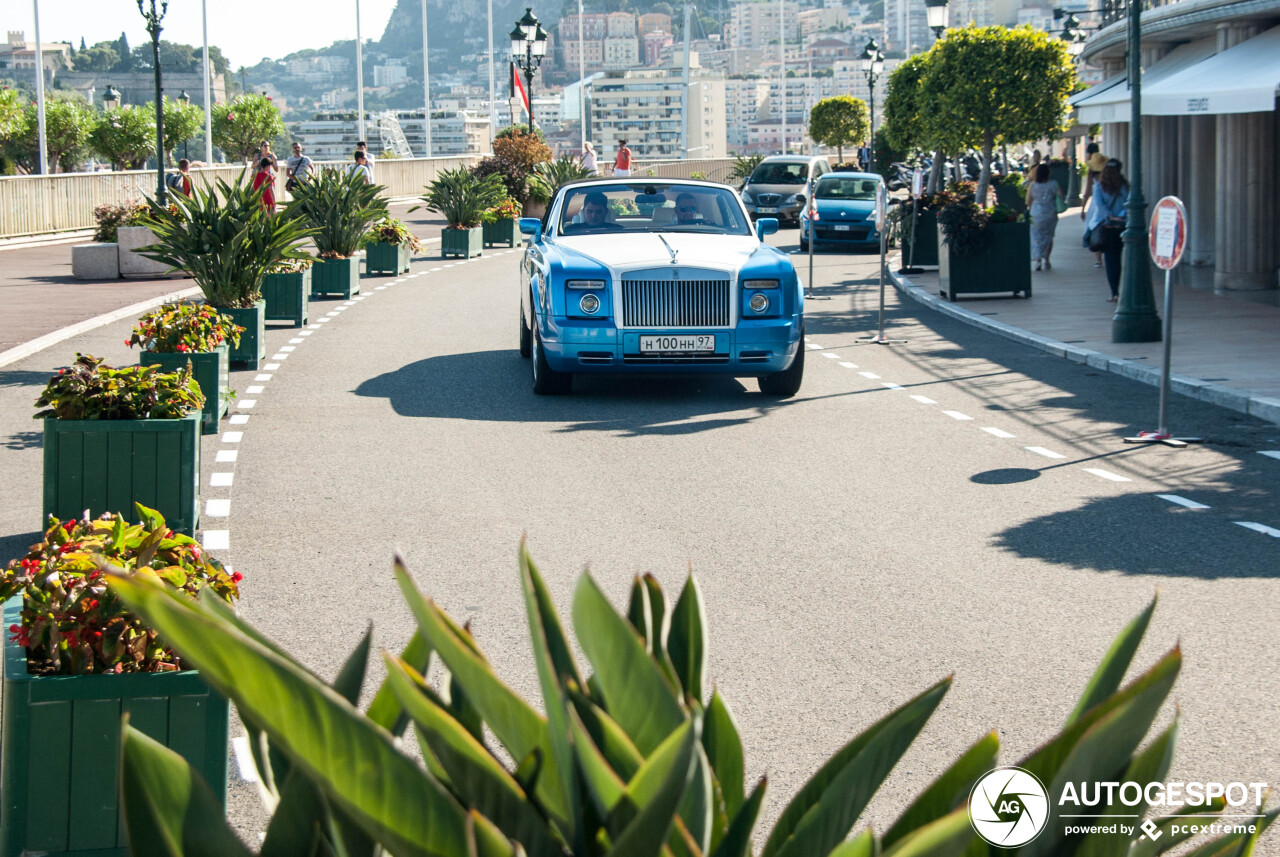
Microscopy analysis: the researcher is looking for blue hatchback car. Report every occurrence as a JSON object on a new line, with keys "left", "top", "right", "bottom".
{"left": 798, "top": 172, "right": 884, "bottom": 251}
{"left": 517, "top": 179, "right": 805, "bottom": 396}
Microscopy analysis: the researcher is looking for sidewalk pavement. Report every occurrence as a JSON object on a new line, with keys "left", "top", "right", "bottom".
{"left": 889, "top": 205, "right": 1280, "bottom": 427}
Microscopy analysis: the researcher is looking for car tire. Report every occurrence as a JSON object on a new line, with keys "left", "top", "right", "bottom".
{"left": 518, "top": 299, "right": 532, "bottom": 358}
{"left": 758, "top": 329, "right": 804, "bottom": 397}
{"left": 799, "top": 235, "right": 809, "bottom": 252}
{"left": 531, "top": 322, "right": 571, "bottom": 395}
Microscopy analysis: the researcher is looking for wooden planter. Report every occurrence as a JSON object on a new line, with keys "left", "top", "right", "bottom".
{"left": 42, "top": 412, "right": 201, "bottom": 536}
{"left": 900, "top": 208, "right": 939, "bottom": 267}
{"left": 938, "top": 221, "right": 1032, "bottom": 301}
{"left": 312, "top": 256, "right": 361, "bottom": 298}
{"left": 0, "top": 598, "right": 229, "bottom": 857}
{"left": 366, "top": 241, "right": 411, "bottom": 275}
{"left": 442, "top": 226, "right": 483, "bottom": 259}
{"left": 222, "top": 302, "right": 266, "bottom": 369}
{"left": 482, "top": 218, "right": 520, "bottom": 248}
{"left": 139, "top": 345, "right": 228, "bottom": 435}
{"left": 262, "top": 269, "right": 310, "bottom": 327}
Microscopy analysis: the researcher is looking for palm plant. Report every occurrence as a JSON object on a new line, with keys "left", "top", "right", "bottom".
{"left": 286, "top": 167, "right": 389, "bottom": 258}
{"left": 138, "top": 175, "right": 314, "bottom": 308}
{"left": 107, "top": 547, "right": 1273, "bottom": 857}
{"left": 417, "top": 167, "right": 506, "bottom": 229}
{"left": 528, "top": 156, "right": 596, "bottom": 205}
{"left": 730, "top": 154, "right": 764, "bottom": 184}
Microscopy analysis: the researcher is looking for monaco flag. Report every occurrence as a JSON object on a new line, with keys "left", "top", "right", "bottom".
{"left": 511, "top": 63, "right": 530, "bottom": 119}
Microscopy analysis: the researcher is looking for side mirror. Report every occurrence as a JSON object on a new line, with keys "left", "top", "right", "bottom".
{"left": 519, "top": 217, "right": 543, "bottom": 242}
{"left": 755, "top": 218, "right": 779, "bottom": 239}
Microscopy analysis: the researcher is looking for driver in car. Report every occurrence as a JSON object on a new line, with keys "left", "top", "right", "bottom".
{"left": 674, "top": 193, "right": 704, "bottom": 225}
{"left": 576, "top": 191, "right": 609, "bottom": 227}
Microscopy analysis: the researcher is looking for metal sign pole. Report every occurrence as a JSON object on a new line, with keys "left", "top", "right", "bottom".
{"left": 1125, "top": 195, "right": 1199, "bottom": 447}
{"left": 857, "top": 182, "right": 906, "bottom": 346}
{"left": 806, "top": 176, "right": 815, "bottom": 300}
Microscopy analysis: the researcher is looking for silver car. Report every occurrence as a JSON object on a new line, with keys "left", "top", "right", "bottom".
{"left": 740, "top": 155, "right": 831, "bottom": 225}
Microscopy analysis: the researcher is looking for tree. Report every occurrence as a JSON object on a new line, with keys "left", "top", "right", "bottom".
{"left": 162, "top": 99, "right": 205, "bottom": 162}
{"left": 881, "top": 53, "right": 945, "bottom": 192}
{"left": 75, "top": 44, "right": 120, "bottom": 72}
{"left": 0, "top": 88, "right": 22, "bottom": 143}
{"left": 89, "top": 104, "right": 155, "bottom": 169}
{"left": 112, "top": 32, "right": 136, "bottom": 73}
{"left": 211, "top": 93, "right": 285, "bottom": 163}
{"left": 919, "top": 24, "right": 1075, "bottom": 203}
{"left": 4, "top": 95, "right": 95, "bottom": 172}
{"left": 808, "top": 95, "right": 869, "bottom": 165}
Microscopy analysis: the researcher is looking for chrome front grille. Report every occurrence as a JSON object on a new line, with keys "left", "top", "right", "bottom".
{"left": 621, "top": 279, "right": 731, "bottom": 328}
{"left": 756, "top": 193, "right": 782, "bottom": 205}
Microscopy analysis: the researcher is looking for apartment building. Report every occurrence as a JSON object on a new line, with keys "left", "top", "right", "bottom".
{"left": 604, "top": 36, "right": 640, "bottom": 69}
{"left": 725, "top": 77, "right": 771, "bottom": 150}
{"left": 884, "top": 0, "right": 935, "bottom": 54}
{"left": 726, "top": 0, "right": 801, "bottom": 51}
{"left": 643, "top": 31, "right": 675, "bottom": 65}
{"left": 638, "top": 12, "right": 674, "bottom": 37}
{"left": 587, "top": 67, "right": 727, "bottom": 159}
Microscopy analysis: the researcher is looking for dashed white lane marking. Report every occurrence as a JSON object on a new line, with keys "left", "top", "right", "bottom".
{"left": 943, "top": 411, "right": 973, "bottom": 421}
{"left": 1260, "top": 451, "right": 1280, "bottom": 461}
{"left": 442, "top": 264, "right": 454, "bottom": 268}
{"left": 910, "top": 395, "right": 936, "bottom": 404}
{"left": 429, "top": 267, "right": 441, "bottom": 272}
{"left": 376, "top": 285, "right": 387, "bottom": 290}
{"left": 858, "top": 371, "right": 880, "bottom": 379}
{"left": 210, "top": 472, "right": 234, "bottom": 487}
{"left": 317, "top": 318, "right": 332, "bottom": 323}
{"left": 231, "top": 737, "right": 260, "bottom": 783}
{"left": 215, "top": 450, "right": 238, "bottom": 463}
{"left": 279, "top": 345, "right": 296, "bottom": 352}
{"left": 1158, "top": 494, "right": 1210, "bottom": 509}
{"left": 288, "top": 338, "right": 305, "bottom": 344}
{"left": 254, "top": 375, "right": 273, "bottom": 382}
{"left": 839, "top": 361, "right": 859, "bottom": 369}
{"left": 307, "top": 324, "right": 323, "bottom": 330}
{"left": 326, "top": 311, "right": 341, "bottom": 317}
{"left": 270, "top": 353, "right": 289, "bottom": 360}
{"left": 981, "top": 427, "right": 1016, "bottom": 438}
{"left": 821, "top": 352, "right": 840, "bottom": 359}
{"left": 297, "top": 331, "right": 313, "bottom": 336}
{"left": 342, "top": 300, "right": 357, "bottom": 306}
{"left": 264, "top": 363, "right": 281, "bottom": 370}
{"left": 202, "top": 530, "right": 230, "bottom": 550}
{"left": 205, "top": 499, "right": 231, "bottom": 518}
{"left": 230, "top": 414, "right": 250, "bottom": 425}
{"left": 221, "top": 432, "right": 244, "bottom": 443}
{"left": 1085, "top": 468, "right": 1131, "bottom": 482}
{"left": 246, "top": 386, "right": 264, "bottom": 394}
{"left": 1235, "top": 521, "right": 1280, "bottom": 537}
{"left": 1026, "top": 446, "right": 1067, "bottom": 459}
{"left": 806, "top": 343, "right": 824, "bottom": 350}
{"left": 881, "top": 382, "right": 904, "bottom": 390}
{"left": 237, "top": 400, "right": 257, "bottom": 409}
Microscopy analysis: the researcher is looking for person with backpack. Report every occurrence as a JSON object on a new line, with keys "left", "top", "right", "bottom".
{"left": 613, "top": 140, "right": 632, "bottom": 177}
{"left": 285, "top": 142, "right": 313, "bottom": 193}
{"left": 165, "top": 159, "right": 194, "bottom": 197}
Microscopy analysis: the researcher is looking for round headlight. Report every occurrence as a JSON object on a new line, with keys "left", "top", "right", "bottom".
{"left": 579, "top": 293, "right": 601, "bottom": 315}
{"left": 749, "top": 293, "right": 769, "bottom": 313}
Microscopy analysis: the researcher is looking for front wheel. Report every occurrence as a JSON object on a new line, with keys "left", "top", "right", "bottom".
{"left": 758, "top": 330, "right": 804, "bottom": 397}
{"left": 531, "top": 323, "right": 572, "bottom": 395}
{"left": 799, "top": 234, "right": 809, "bottom": 252}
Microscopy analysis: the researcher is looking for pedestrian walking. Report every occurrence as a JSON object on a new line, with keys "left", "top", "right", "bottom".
{"left": 1085, "top": 158, "right": 1129, "bottom": 302}
{"left": 258, "top": 141, "right": 278, "bottom": 174}
{"left": 347, "top": 150, "right": 373, "bottom": 184}
{"left": 285, "top": 142, "right": 313, "bottom": 192}
{"left": 356, "top": 141, "right": 375, "bottom": 180}
{"left": 1025, "top": 163, "right": 1065, "bottom": 271}
{"left": 581, "top": 141, "right": 598, "bottom": 175}
{"left": 1080, "top": 149, "right": 1107, "bottom": 268}
{"left": 251, "top": 157, "right": 276, "bottom": 212}
{"left": 613, "top": 140, "right": 632, "bottom": 177}
{"left": 166, "top": 158, "right": 194, "bottom": 196}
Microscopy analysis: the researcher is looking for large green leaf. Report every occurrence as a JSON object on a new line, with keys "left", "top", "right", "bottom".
{"left": 882, "top": 732, "right": 998, "bottom": 849}
{"left": 259, "top": 768, "right": 334, "bottom": 857}
{"left": 107, "top": 567, "right": 473, "bottom": 857}
{"left": 1067, "top": 597, "right": 1157, "bottom": 726}
{"left": 827, "top": 829, "right": 877, "bottom": 857}
{"left": 570, "top": 687, "right": 646, "bottom": 781}
{"left": 675, "top": 744, "right": 714, "bottom": 856}
{"left": 709, "top": 777, "right": 767, "bottom": 857}
{"left": 367, "top": 630, "right": 434, "bottom": 733}
{"left": 882, "top": 807, "right": 973, "bottom": 857}
{"left": 762, "top": 677, "right": 952, "bottom": 857}
{"left": 520, "top": 543, "right": 584, "bottom": 688}
{"left": 570, "top": 706, "right": 630, "bottom": 817}
{"left": 628, "top": 577, "right": 653, "bottom": 652}
{"left": 573, "top": 573, "right": 687, "bottom": 755}
{"left": 668, "top": 576, "right": 707, "bottom": 703}
{"left": 702, "top": 691, "right": 745, "bottom": 822}
{"left": 607, "top": 720, "right": 701, "bottom": 857}
{"left": 120, "top": 722, "right": 255, "bottom": 857}
{"left": 1072, "top": 718, "right": 1178, "bottom": 857}
{"left": 395, "top": 560, "right": 571, "bottom": 826}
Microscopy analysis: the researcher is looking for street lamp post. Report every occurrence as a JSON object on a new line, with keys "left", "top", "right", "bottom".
{"left": 1113, "top": 0, "right": 1161, "bottom": 342}
{"left": 177, "top": 89, "right": 190, "bottom": 162}
{"left": 1061, "top": 16, "right": 1086, "bottom": 204}
{"left": 510, "top": 8, "right": 548, "bottom": 130}
{"left": 138, "top": 0, "right": 169, "bottom": 205}
{"left": 925, "top": 0, "right": 949, "bottom": 40}
{"left": 859, "top": 39, "right": 884, "bottom": 171}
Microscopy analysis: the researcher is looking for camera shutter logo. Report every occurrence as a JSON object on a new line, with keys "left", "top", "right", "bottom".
{"left": 969, "top": 767, "right": 1050, "bottom": 847}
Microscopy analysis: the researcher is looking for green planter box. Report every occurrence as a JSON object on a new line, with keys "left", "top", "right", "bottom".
{"left": 312, "top": 256, "right": 361, "bottom": 298}
{"left": 366, "top": 241, "right": 411, "bottom": 275}
{"left": 900, "top": 208, "right": 939, "bottom": 267}
{"left": 1048, "top": 162, "right": 1071, "bottom": 198}
{"left": 0, "top": 597, "right": 228, "bottom": 857}
{"left": 938, "top": 220, "right": 1032, "bottom": 301}
{"left": 482, "top": 218, "right": 520, "bottom": 248}
{"left": 993, "top": 181, "right": 1028, "bottom": 214}
{"left": 442, "top": 226, "right": 483, "bottom": 259}
{"left": 140, "top": 345, "right": 228, "bottom": 435}
{"left": 42, "top": 412, "right": 201, "bottom": 536}
{"left": 262, "top": 269, "right": 310, "bottom": 327}
{"left": 223, "top": 302, "right": 266, "bottom": 370}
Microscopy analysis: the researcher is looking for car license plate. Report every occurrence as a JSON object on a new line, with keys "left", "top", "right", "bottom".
{"left": 757, "top": 207, "right": 777, "bottom": 214}
{"left": 640, "top": 334, "right": 715, "bottom": 353}
{"left": 835, "top": 224, "right": 851, "bottom": 231}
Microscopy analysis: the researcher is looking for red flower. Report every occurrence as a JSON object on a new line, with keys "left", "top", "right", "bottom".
{"left": 176, "top": 343, "right": 189, "bottom": 352}
{"left": 231, "top": 571, "right": 243, "bottom": 583}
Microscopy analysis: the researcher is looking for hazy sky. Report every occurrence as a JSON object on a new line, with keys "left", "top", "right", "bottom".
{"left": 6, "top": 0, "right": 400, "bottom": 69}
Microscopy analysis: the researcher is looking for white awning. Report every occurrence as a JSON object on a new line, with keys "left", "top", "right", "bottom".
{"left": 1069, "top": 74, "right": 1124, "bottom": 109}
{"left": 1143, "top": 25, "right": 1280, "bottom": 115}
{"left": 1075, "top": 39, "right": 1217, "bottom": 124}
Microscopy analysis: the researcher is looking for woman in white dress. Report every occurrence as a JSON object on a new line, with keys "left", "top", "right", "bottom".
{"left": 1025, "top": 163, "right": 1064, "bottom": 271}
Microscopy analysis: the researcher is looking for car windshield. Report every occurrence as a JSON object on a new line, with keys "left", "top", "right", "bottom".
{"left": 556, "top": 183, "right": 751, "bottom": 236}
{"left": 815, "top": 177, "right": 879, "bottom": 200}
{"left": 748, "top": 162, "right": 809, "bottom": 185}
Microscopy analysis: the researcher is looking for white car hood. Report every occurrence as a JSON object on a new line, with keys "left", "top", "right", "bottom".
{"left": 555, "top": 233, "right": 764, "bottom": 276}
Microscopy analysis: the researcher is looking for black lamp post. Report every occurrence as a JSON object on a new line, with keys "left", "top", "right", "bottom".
{"left": 924, "top": 0, "right": 949, "bottom": 40}
{"left": 859, "top": 39, "right": 884, "bottom": 170}
{"left": 510, "top": 8, "right": 548, "bottom": 130}
{"left": 177, "top": 89, "right": 190, "bottom": 162}
{"left": 138, "top": 0, "right": 169, "bottom": 204}
{"left": 1061, "top": 17, "right": 1086, "bottom": 204}
{"left": 1113, "top": 0, "right": 1161, "bottom": 342}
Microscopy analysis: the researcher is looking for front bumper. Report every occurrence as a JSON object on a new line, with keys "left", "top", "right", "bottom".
{"left": 540, "top": 318, "right": 801, "bottom": 375}
{"left": 802, "top": 220, "right": 880, "bottom": 246}
{"left": 745, "top": 201, "right": 804, "bottom": 221}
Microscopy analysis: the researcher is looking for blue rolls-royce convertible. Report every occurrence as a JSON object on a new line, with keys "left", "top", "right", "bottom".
{"left": 517, "top": 179, "right": 805, "bottom": 396}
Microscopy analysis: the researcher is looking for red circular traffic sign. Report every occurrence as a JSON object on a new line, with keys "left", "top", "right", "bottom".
{"left": 1149, "top": 196, "right": 1187, "bottom": 271}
